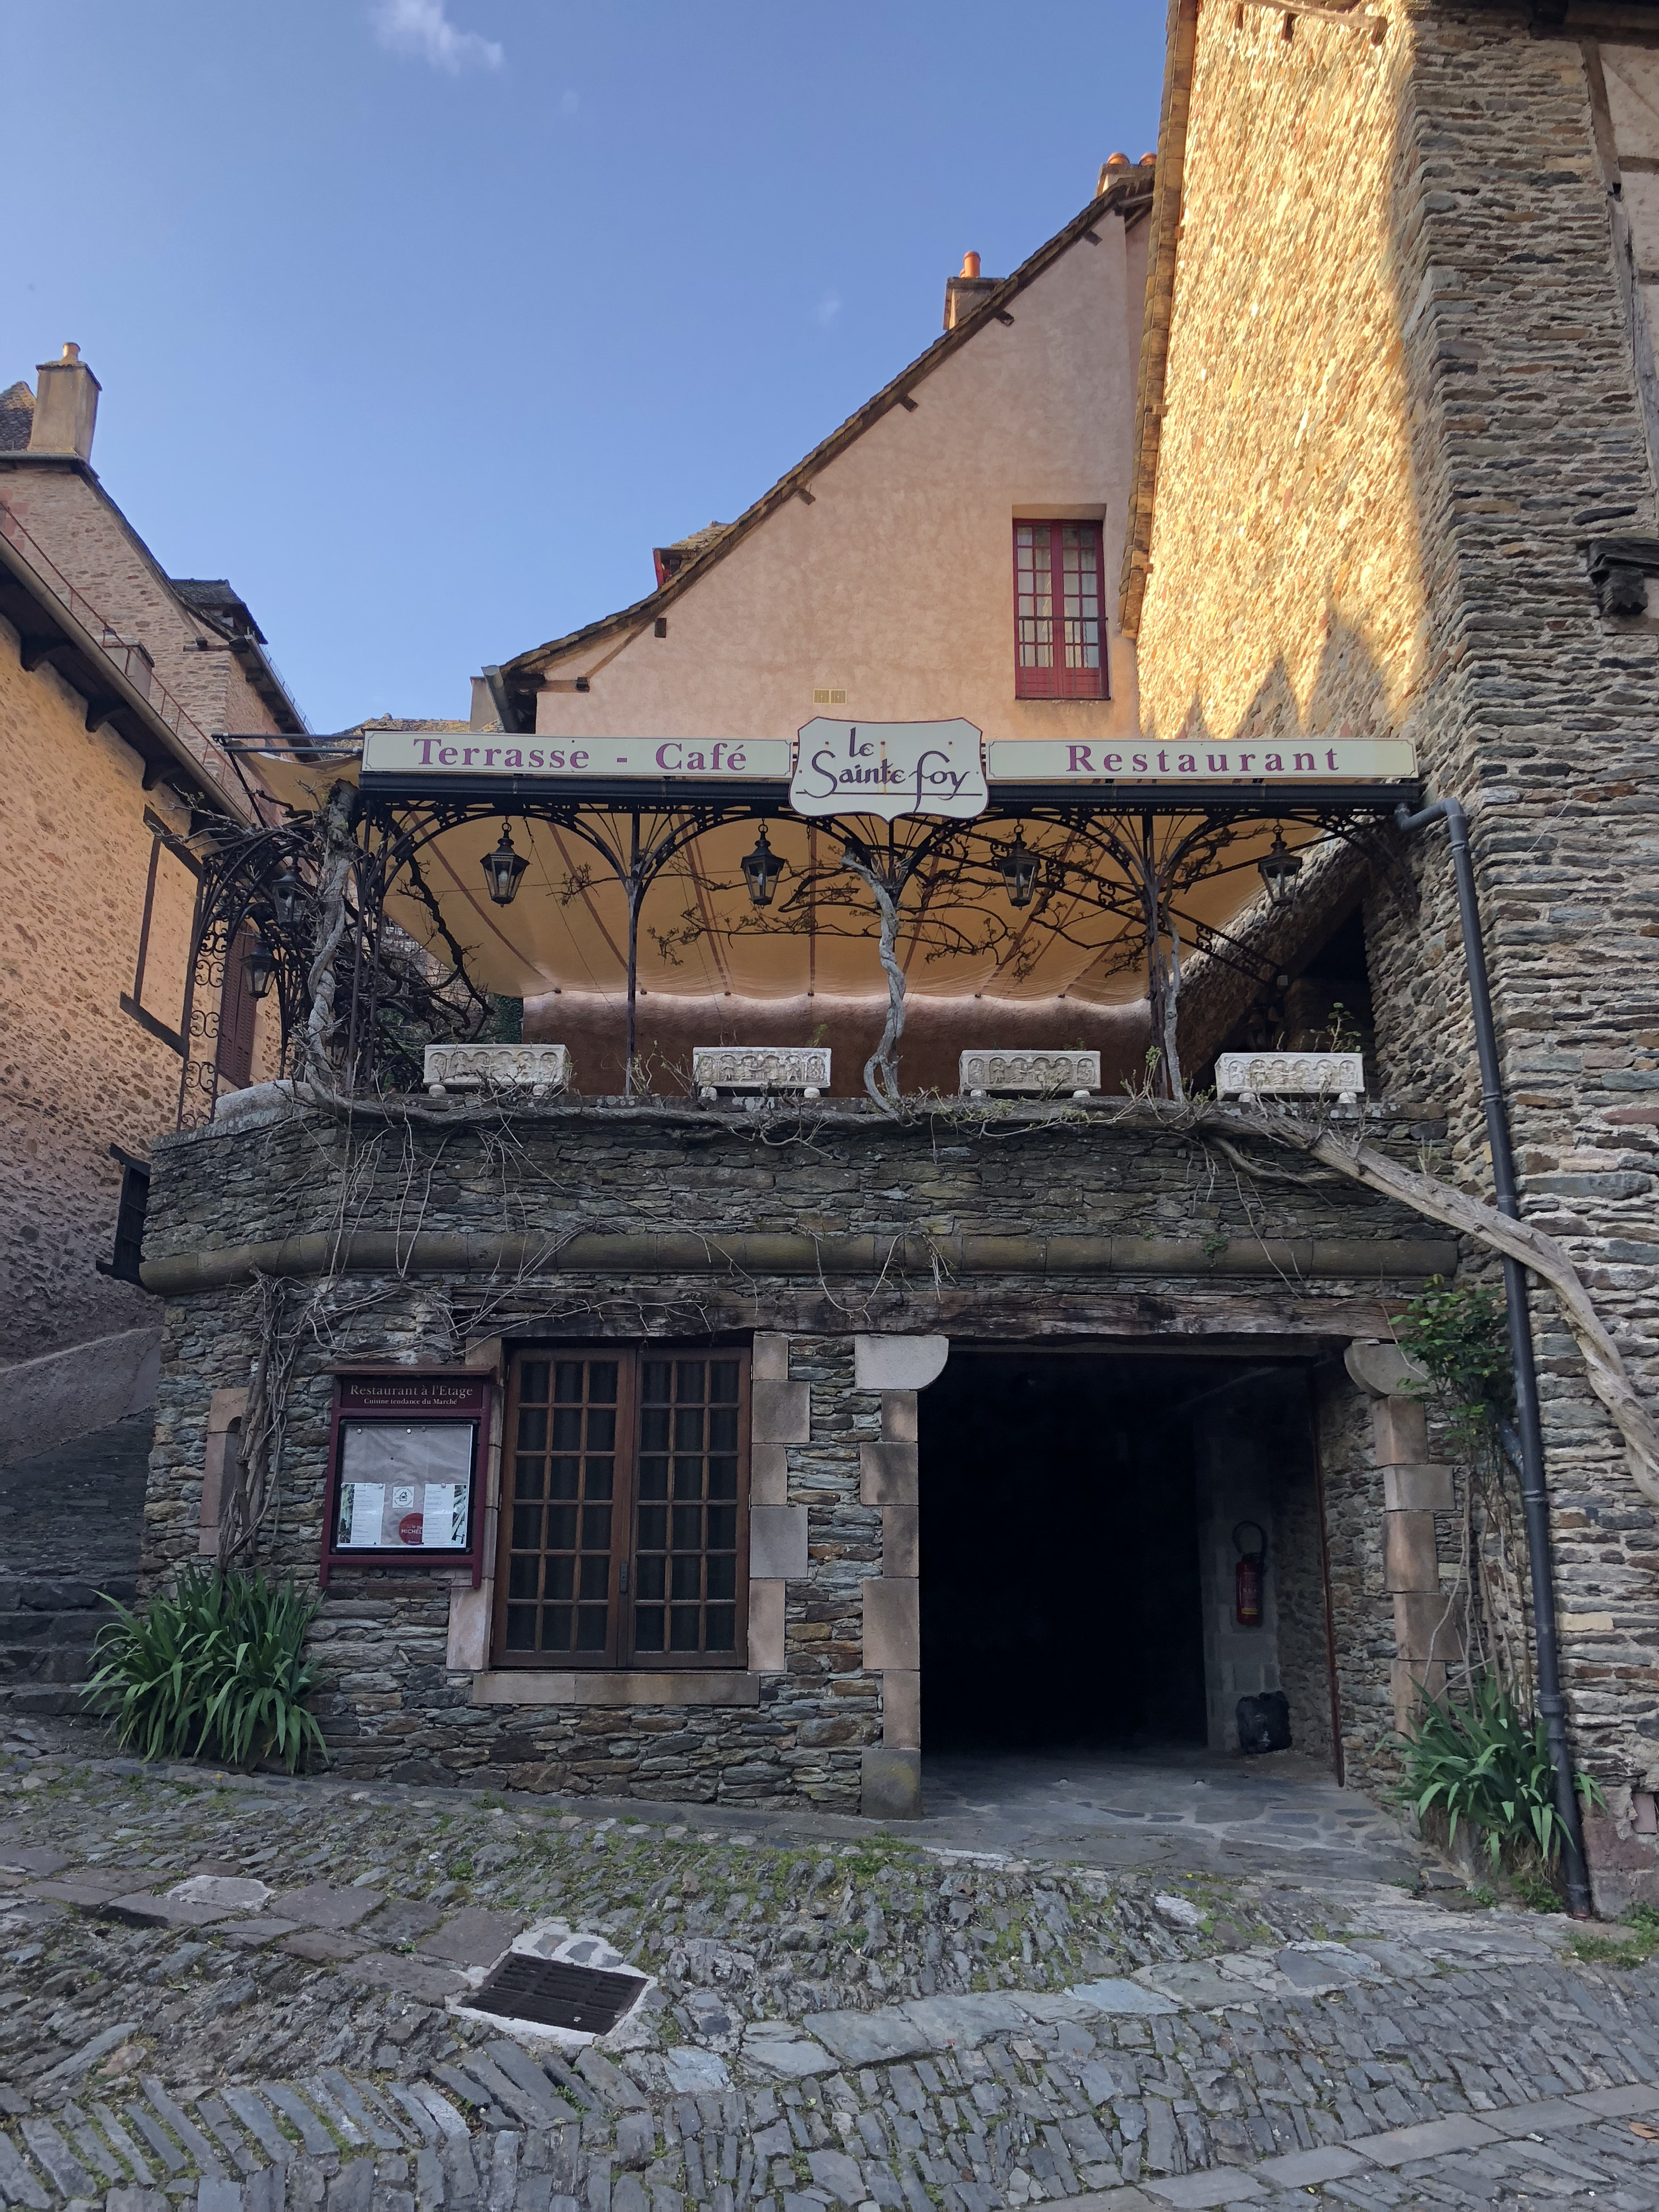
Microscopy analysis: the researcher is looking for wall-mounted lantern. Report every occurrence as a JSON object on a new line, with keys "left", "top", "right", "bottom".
{"left": 480, "top": 827, "right": 530, "bottom": 906}
{"left": 244, "top": 936, "right": 278, "bottom": 1000}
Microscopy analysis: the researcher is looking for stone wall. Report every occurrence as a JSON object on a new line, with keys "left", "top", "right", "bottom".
{"left": 139, "top": 1095, "right": 1452, "bottom": 1807}
{"left": 0, "top": 460, "right": 289, "bottom": 745}
{"left": 1128, "top": 1, "right": 1659, "bottom": 1846}
{"left": 0, "top": 618, "right": 191, "bottom": 1368}
{"left": 1131, "top": 4, "right": 1427, "bottom": 752}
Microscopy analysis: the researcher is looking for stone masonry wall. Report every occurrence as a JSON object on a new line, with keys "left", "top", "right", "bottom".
{"left": 1130, "top": 1, "right": 1659, "bottom": 1833}
{"left": 138, "top": 1097, "right": 1447, "bottom": 1804}
{"left": 0, "top": 619, "right": 194, "bottom": 1366}
{"left": 1314, "top": 1367, "right": 1395, "bottom": 1787}
{"left": 1378, "top": 8, "right": 1659, "bottom": 1821}
{"left": 0, "top": 462, "right": 289, "bottom": 745}
{"left": 1133, "top": 4, "right": 1427, "bottom": 753}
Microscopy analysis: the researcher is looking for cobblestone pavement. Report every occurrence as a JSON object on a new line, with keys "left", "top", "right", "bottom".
{"left": 3, "top": 1725, "right": 1658, "bottom": 2212}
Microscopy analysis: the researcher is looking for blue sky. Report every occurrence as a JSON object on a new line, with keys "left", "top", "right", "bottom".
{"left": 3, "top": 2, "right": 1165, "bottom": 732}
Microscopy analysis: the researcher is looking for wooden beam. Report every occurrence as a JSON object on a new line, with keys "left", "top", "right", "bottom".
{"left": 1235, "top": 0, "right": 1387, "bottom": 36}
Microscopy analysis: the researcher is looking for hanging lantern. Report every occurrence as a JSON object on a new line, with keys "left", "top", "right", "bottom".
{"left": 244, "top": 937, "right": 278, "bottom": 1000}
{"left": 998, "top": 833, "right": 1038, "bottom": 909}
{"left": 271, "top": 869, "right": 300, "bottom": 924}
{"left": 1256, "top": 830, "right": 1304, "bottom": 907}
{"left": 742, "top": 826, "right": 784, "bottom": 909}
{"left": 481, "top": 826, "right": 530, "bottom": 906}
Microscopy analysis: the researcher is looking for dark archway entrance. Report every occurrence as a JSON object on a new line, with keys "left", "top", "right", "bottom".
{"left": 919, "top": 1349, "right": 1335, "bottom": 1759}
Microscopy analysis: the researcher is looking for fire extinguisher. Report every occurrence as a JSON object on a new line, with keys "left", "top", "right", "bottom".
{"left": 1233, "top": 1521, "right": 1266, "bottom": 1627}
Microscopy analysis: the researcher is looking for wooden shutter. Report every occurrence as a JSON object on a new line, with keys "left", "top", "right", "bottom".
{"left": 216, "top": 925, "right": 260, "bottom": 1089}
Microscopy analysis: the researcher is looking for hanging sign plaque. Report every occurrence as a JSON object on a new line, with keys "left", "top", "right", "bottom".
{"left": 790, "top": 718, "right": 987, "bottom": 821}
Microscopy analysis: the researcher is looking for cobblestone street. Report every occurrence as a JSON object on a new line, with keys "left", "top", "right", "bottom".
{"left": 5, "top": 1724, "right": 1659, "bottom": 2212}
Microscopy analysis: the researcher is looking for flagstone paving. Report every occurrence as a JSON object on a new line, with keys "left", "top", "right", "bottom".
{"left": 3, "top": 1733, "right": 1658, "bottom": 2210}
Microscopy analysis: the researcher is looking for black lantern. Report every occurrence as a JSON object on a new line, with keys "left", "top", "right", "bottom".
{"left": 244, "top": 937, "right": 278, "bottom": 1000}
{"left": 272, "top": 869, "right": 300, "bottom": 924}
{"left": 742, "top": 827, "right": 784, "bottom": 908}
{"left": 998, "top": 833, "right": 1039, "bottom": 910}
{"left": 481, "top": 826, "right": 530, "bottom": 906}
{"left": 1257, "top": 831, "right": 1304, "bottom": 907}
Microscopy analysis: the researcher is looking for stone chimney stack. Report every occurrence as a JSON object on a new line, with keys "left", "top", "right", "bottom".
{"left": 943, "top": 251, "right": 998, "bottom": 333}
{"left": 28, "top": 342, "right": 100, "bottom": 460}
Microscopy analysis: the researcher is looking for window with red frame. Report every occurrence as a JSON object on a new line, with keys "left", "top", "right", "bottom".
{"left": 1013, "top": 521, "right": 1108, "bottom": 700}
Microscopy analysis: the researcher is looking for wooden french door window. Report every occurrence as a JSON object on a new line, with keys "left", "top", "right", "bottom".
{"left": 1013, "top": 520, "right": 1108, "bottom": 700}
{"left": 494, "top": 1347, "right": 750, "bottom": 1669}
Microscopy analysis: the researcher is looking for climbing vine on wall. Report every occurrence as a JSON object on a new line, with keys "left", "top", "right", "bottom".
{"left": 1394, "top": 1276, "right": 1533, "bottom": 1709}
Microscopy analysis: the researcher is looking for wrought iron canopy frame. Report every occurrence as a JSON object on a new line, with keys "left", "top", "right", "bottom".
{"left": 179, "top": 777, "right": 1416, "bottom": 1117}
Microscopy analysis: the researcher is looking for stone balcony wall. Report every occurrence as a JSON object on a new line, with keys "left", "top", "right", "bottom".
{"left": 139, "top": 1095, "right": 1461, "bottom": 1804}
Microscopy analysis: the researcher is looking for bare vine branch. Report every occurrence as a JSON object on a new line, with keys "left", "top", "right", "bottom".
{"left": 1201, "top": 1102, "right": 1659, "bottom": 1503}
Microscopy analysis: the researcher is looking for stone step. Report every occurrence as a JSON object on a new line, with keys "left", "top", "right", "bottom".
{"left": 0, "top": 1605, "right": 116, "bottom": 1689}
{"left": 0, "top": 1606, "right": 109, "bottom": 1645}
{"left": 0, "top": 1575, "right": 136, "bottom": 1612}
{"left": 0, "top": 1681, "right": 92, "bottom": 1716}
{"left": 0, "top": 1642, "right": 105, "bottom": 1686}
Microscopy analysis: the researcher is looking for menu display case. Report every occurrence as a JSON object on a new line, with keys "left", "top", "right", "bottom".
{"left": 322, "top": 1371, "right": 492, "bottom": 1585}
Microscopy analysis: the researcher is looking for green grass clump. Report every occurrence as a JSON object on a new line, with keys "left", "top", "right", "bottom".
{"left": 84, "top": 1566, "right": 326, "bottom": 1774}
{"left": 1570, "top": 1903, "right": 1659, "bottom": 1966}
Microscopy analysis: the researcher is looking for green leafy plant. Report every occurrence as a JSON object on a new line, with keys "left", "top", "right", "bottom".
{"left": 1395, "top": 1673, "right": 1602, "bottom": 1870}
{"left": 84, "top": 1567, "right": 326, "bottom": 1773}
{"left": 1395, "top": 1277, "right": 1513, "bottom": 1452}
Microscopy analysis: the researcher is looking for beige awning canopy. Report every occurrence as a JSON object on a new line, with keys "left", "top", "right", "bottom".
{"left": 238, "top": 741, "right": 1319, "bottom": 1006}
{"left": 391, "top": 804, "right": 1306, "bottom": 1008}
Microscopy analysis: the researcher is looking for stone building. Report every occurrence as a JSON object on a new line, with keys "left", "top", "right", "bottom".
{"left": 1119, "top": 0, "right": 1659, "bottom": 1898}
{"left": 134, "top": 165, "right": 1446, "bottom": 1846}
{"left": 0, "top": 346, "right": 299, "bottom": 1460}
{"left": 127, "top": 9, "right": 1659, "bottom": 1908}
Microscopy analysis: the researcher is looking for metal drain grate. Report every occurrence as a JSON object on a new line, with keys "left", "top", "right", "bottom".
{"left": 468, "top": 1954, "right": 648, "bottom": 2033}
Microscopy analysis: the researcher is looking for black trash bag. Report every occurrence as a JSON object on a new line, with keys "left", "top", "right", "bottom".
{"left": 1237, "top": 1691, "right": 1291, "bottom": 1755}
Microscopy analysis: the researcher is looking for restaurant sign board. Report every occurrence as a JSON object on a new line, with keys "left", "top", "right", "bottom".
{"left": 789, "top": 718, "right": 987, "bottom": 821}
{"left": 985, "top": 737, "right": 1418, "bottom": 785}
{"left": 359, "top": 729, "right": 791, "bottom": 782}
{"left": 359, "top": 725, "right": 1417, "bottom": 799}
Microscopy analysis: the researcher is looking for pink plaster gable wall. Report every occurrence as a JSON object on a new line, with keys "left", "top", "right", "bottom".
{"left": 533, "top": 210, "right": 1149, "bottom": 744}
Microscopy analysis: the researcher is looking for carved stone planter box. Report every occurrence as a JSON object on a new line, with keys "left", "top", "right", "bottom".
{"left": 961, "top": 1050, "right": 1099, "bottom": 1099}
{"left": 693, "top": 1047, "right": 829, "bottom": 1100}
{"left": 1215, "top": 1050, "right": 1364, "bottom": 1105}
{"left": 424, "top": 1044, "right": 571, "bottom": 1098}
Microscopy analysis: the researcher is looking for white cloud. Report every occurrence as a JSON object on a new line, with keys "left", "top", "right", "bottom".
{"left": 369, "top": 0, "right": 503, "bottom": 74}
{"left": 814, "top": 293, "right": 842, "bottom": 328}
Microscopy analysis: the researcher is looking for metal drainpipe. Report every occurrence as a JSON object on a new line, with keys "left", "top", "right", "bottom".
{"left": 1394, "top": 795, "right": 1593, "bottom": 1916}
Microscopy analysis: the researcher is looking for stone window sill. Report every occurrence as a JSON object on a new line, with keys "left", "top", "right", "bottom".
{"left": 469, "top": 1670, "right": 762, "bottom": 1708}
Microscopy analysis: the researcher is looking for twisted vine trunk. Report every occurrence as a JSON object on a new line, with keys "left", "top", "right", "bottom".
{"left": 217, "top": 1274, "right": 299, "bottom": 1568}
{"left": 303, "top": 780, "right": 358, "bottom": 1085}
{"left": 1152, "top": 917, "right": 1184, "bottom": 1103}
{"left": 1205, "top": 1102, "right": 1659, "bottom": 1504}
{"left": 841, "top": 849, "right": 906, "bottom": 1112}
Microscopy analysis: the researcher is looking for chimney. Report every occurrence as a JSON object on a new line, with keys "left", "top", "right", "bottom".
{"left": 1097, "top": 151, "right": 1133, "bottom": 195}
{"left": 28, "top": 342, "right": 100, "bottom": 460}
{"left": 943, "top": 251, "right": 998, "bottom": 333}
